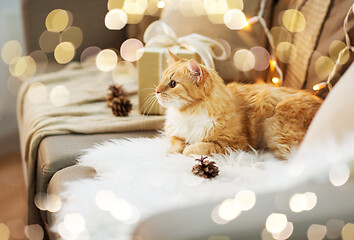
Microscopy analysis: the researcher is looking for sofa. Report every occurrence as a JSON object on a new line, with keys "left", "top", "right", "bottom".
{"left": 18, "top": 0, "right": 354, "bottom": 239}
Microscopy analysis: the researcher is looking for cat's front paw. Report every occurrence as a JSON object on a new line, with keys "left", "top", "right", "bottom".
{"left": 168, "top": 145, "right": 185, "bottom": 154}
{"left": 183, "top": 143, "right": 210, "bottom": 156}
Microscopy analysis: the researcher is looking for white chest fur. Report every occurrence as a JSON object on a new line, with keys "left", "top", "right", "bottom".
{"left": 165, "top": 108, "right": 215, "bottom": 144}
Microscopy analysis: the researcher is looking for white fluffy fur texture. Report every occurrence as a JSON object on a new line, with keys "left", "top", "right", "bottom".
{"left": 54, "top": 134, "right": 354, "bottom": 240}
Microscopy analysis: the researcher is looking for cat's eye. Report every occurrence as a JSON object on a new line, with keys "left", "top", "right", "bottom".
{"left": 168, "top": 80, "right": 177, "bottom": 88}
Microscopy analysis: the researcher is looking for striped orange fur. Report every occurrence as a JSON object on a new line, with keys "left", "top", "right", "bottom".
{"left": 155, "top": 52, "right": 323, "bottom": 159}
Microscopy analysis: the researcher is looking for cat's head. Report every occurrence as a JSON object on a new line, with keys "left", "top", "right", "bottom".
{"left": 155, "top": 51, "right": 212, "bottom": 110}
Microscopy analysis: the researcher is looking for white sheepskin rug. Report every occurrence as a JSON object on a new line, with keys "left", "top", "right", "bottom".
{"left": 53, "top": 134, "right": 354, "bottom": 240}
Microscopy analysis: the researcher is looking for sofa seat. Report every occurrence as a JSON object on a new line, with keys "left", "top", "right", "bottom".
{"left": 36, "top": 131, "right": 159, "bottom": 234}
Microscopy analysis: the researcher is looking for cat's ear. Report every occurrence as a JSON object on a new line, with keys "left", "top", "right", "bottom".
{"left": 167, "top": 50, "right": 180, "bottom": 63}
{"left": 187, "top": 59, "right": 203, "bottom": 84}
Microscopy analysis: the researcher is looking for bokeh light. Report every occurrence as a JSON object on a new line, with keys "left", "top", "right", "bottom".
{"left": 326, "top": 219, "right": 345, "bottom": 239}
{"left": 204, "top": 0, "right": 228, "bottom": 15}
{"left": 179, "top": 0, "right": 199, "bottom": 17}
{"left": 227, "top": 0, "right": 244, "bottom": 10}
{"left": 96, "top": 49, "right": 118, "bottom": 71}
{"left": 234, "top": 190, "right": 256, "bottom": 211}
{"left": 157, "top": 0, "right": 166, "bottom": 9}
{"left": 120, "top": 38, "right": 144, "bottom": 62}
{"left": 50, "top": 85, "right": 70, "bottom": 107}
{"left": 80, "top": 46, "right": 101, "bottom": 68}
{"left": 250, "top": 47, "right": 270, "bottom": 71}
{"left": 289, "top": 193, "right": 307, "bottom": 213}
{"left": 54, "top": 42, "right": 75, "bottom": 64}
{"left": 105, "top": 9, "right": 128, "bottom": 30}
{"left": 7, "top": 219, "right": 25, "bottom": 239}
{"left": 64, "top": 213, "right": 86, "bottom": 234}
{"left": 45, "top": 9, "right": 70, "bottom": 33}
{"left": 95, "top": 190, "right": 117, "bottom": 211}
{"left": 27, "top": 82, "right": 47, "bottom": 104}
{"left": 282, "top": 9, "right": 306, "bottom": 33}
{"left": 107, "top": 0, "right": 125, "bottom": 10}
{"left": 272, "top": 222, "right": 293, "bottom": 240}
{"left": 315, "top": 56, "right": 335, "bottom": 80}
{"left": 276, "top": 42, "right": 297, "bottom": 64}
{"left": 1, "top": 40, "right": 22, "bottom": 64}
{"left": 233, "top": 49, "right": 255, "bottom": 72}
{"left": 307, "top": 224, "right": 327, "bottom": 240}
{"left": 39, "top": 31, "right": 60, "bottom": 53}
{"left": 191, "top": 0, "right": 207, "bottom": 16}
{"left": 9, "top": 56, "right": 37, "bottom": 80}
{"left": 112, "top": 61, "right": 136, "bottom": 84}
{"left": 109, "top": 199, "right": 138, "bottom": 223}
{"left": 60, "top": 26, "right": 83, "bottom": 49}
{"left": 210, "top": 205, "right": 231, "bottom": 225}
{"left": 329, "top": 163, "right": 350, "bottom": 187}
{"left": 289, "top": 192, "right": 317, "bottom": 212}
{"left": 329, "top": 40, "right": 350, "bottom": 65}
{"left": 303, "top": 192, "right": 317, "bottom": 211}
{"left": 146, "top": 0, "right": 160, "bottom": 15}
{"left": 342, "top": 223, "right": 354, "bottom": 240}
{"left": 30, "top": 50, "right": 48, "bottom": 74}
{"left": 24, "top": 224, "right": 44, "bottom": 240}
{"left": 124, "top": 0, "right": 148, "bottom": 15}
{"left": 58, "top": 222, "right": 79, "bottom": 240}
{"left": 266, "top": 213, "right": 288, "bottom": 234}
{"left": 218, "top": 199, "right": 241, "bottom": 221}
{"left": 270, "top": 26, "right": 292, "bottom": 47}
{"left": 0, "top": 223, "right": 10, "bottom": 240}
{"left": 224, "top": 9, "right": 248, "bottom": 30}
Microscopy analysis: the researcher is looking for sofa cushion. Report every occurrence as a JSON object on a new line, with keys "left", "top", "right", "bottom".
{"left": 280, "top": 0, "right": 354, "bottom": 93}
{"left": 298, "top": 63, "right": 354, "bottom": 150}
{"left": 36, "top": 131, "right": 158, "bottom": 225}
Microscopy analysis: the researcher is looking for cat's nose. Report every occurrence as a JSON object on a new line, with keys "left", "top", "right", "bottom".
{"left": 155, "top": 89, "right": 160, "bottom": 94}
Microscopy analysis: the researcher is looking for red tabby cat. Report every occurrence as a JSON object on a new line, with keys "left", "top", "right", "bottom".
{"left": 155, "top": 51, "right": 323, "bottom": 159}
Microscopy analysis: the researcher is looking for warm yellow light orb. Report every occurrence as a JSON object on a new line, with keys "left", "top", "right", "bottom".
{"left": 45, "top": 9, "right": 69, "bottom": 33}
{"left": 96, "top": 49, "right": 118, "bottom": 71}
{"left": 54, "top": 42, "right": 75, "bottom": 64}
{"left": 224, "top": 9, "right": 248, "bottom": 30}
{"left": 105, "top": 9, "right": 128, "bottom": 30}
{"left": 266, "top": 213, "right": 288, "bottom": 234}
{"left": 282, "top": 9, "right": 306, "bottom": 33}
{"left": 1, "top": 40, "right": 22, "bottom": 64}
{"left": 157, "top": 0, "right": 165, "bottom": 8}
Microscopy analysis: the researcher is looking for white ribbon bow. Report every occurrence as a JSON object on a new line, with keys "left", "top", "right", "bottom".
{"left": 143, "top": 20, "right": 228, "bottom": 69}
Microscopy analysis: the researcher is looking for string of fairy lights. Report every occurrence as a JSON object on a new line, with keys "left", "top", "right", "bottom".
{"left": 313, "top": 4, "right": 353, "bottom": 92}
{"left": 242, "top": 0, "right": 284, "bottom": 84}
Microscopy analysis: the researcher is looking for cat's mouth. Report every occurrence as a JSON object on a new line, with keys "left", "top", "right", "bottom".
{"left": 156, "top": 93, "right": 170, "bottom": 107}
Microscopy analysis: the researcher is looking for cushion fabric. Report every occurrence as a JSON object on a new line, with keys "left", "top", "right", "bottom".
{"left": 275, "top": 0, "right": 354, "bottom": 93}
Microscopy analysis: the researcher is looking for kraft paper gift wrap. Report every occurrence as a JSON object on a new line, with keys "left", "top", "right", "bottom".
{"left": 137, "top": 21, "right": 228, "bottom": 115}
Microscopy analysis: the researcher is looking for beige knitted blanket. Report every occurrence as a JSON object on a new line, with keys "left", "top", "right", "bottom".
{"left": 17, "top": 63, "right": 164, "bottom": 222}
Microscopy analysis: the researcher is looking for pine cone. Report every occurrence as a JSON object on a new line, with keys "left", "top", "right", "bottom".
{"left": 110, "top": 95, "right": 132, "bottom": 116}
{"left": 109, "top": 85, "right": 126, "bottom": 97}
{"left": 106, "top": 84, "right": 132, "bottom": 116}
{"left": 192, "top": 156, "right": 219, "bottom": 179}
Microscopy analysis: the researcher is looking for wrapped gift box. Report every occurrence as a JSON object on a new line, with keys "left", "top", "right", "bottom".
{"left": 138, "top": 47, "right": 201, "bottom": 115}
